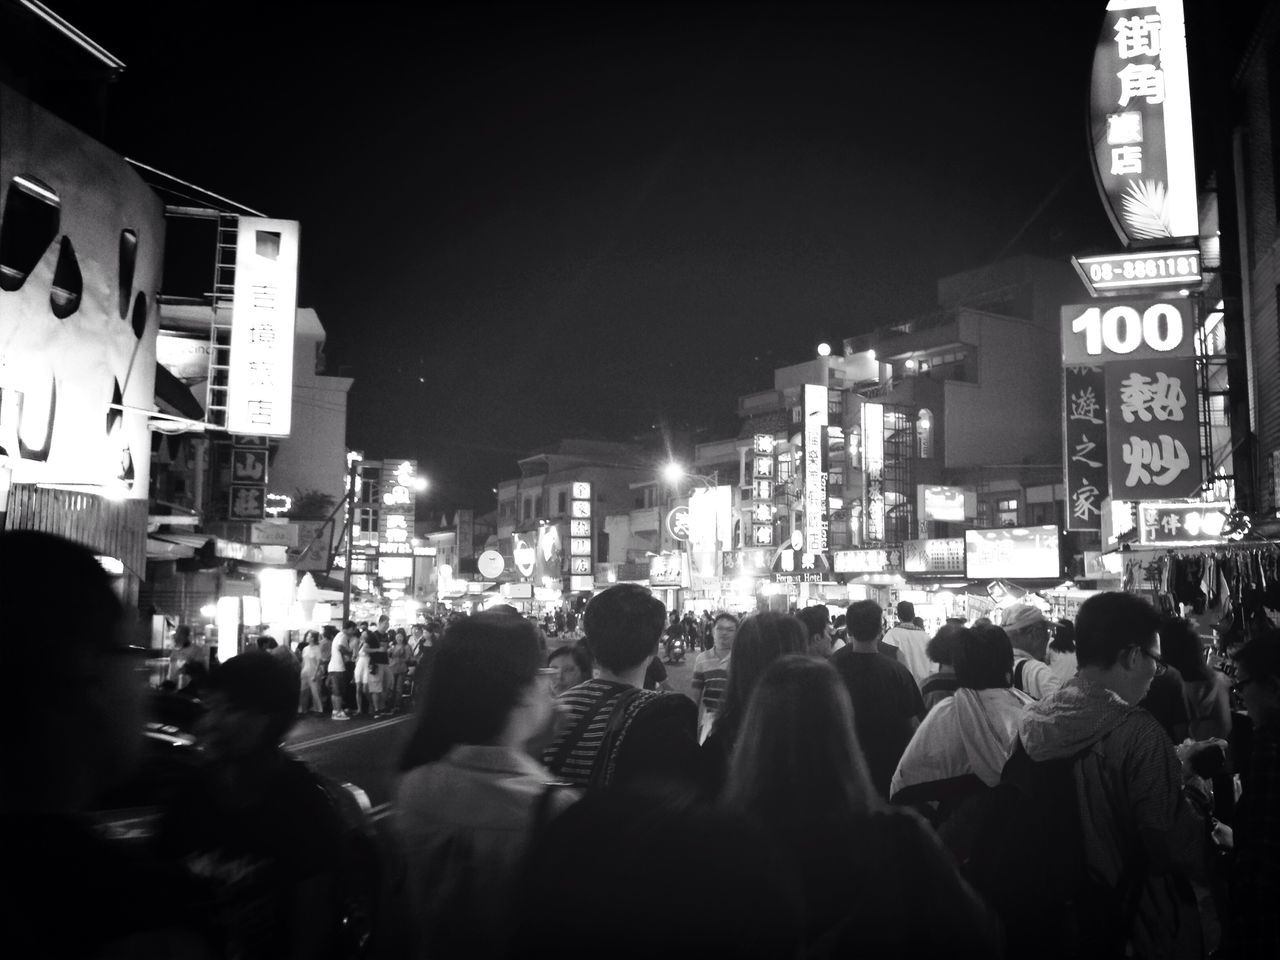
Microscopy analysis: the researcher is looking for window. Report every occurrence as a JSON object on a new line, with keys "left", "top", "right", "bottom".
{"left": 523, "top": 497, "right": 532, "bottom": 520}
{"left": 558, "top": 491, "right": 567, "bottom": 514}
{"left": 997, "top": 497, "right": 1019, "bottom": 527}
{"left": 828, "top": 390, "right": 843, "bottom": 417}
{"left": 828, "top": 467, "right": 845, "bottom": 488}
{"left": 791, "top": 406, "right": 802, "bottom": 424}
{"left": 917, "top": 409, "right": 934, "bottom": 459}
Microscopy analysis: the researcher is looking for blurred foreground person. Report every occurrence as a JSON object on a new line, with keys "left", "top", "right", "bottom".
{"left": 542, "top": 585, "right": 703, "bottom": 797}
{"left": 507, "top": 789, "right": 803, "bottom": 960}
{"left": 2, "top": 531, "right": 213, "bottom": 959}
{"left": 968, "top": 592, "right": 1207, "bottom": 959}
{"left": 891, "top": 623, "right": 1033, "bottom": 857}
{"left": 723, "top": 655, "right": 999, "bottom": 957}
{"left": 395, "top": 614, "right": 575, "bottom": 960}
{"left": 1218, "top": 633, "right": 1280, "bottom": 957}
{"left": 702, "top": 611, "right": 809, "bottom": 796}
{"left": 157, "top": 652, "right": 348, "bottom": 960}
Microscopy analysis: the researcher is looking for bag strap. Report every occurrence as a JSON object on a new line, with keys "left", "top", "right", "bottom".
{"left": 547, "top": 686, "right": 626, "bottom": 775}
{"left": 1013, "top": 658, "right": 1028, "bottom": 691}
{"left": 587, "top": 686, "right": 649, "bottom": 790}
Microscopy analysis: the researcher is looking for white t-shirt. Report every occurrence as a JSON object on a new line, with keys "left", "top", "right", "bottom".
{"left": 328, "top": 636, "right": 350, "bottom": 673}
{"left": 882, "top": 623, "right": 934, "bottom": 687}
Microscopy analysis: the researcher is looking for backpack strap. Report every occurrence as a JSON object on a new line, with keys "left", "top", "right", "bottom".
{"left": 587, "top": 686, "right": 650, "bottom": 789}
{"left": 1013, "top": 657, "right": 1028, "bottom": 692}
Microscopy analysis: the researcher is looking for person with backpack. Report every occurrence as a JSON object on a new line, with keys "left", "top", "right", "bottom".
{"left": 999, "top": 602, "right": 1063, "bottom": 701}
{"left": 541, "top": 584, "right": 704, "bottom": 798}
{"left": 969, "top": 591, "right": 1207, "bottom": 959}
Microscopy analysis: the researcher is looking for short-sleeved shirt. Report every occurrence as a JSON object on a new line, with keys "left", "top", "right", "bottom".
{"left": 882, "top": 623, "right": 934, "bottom": 686}
{"left": 692, "top": 650, "right": 730, "bottom": 718}
{"left": 830, "top": 648, "right": 926, "bottom": 798}
{"left": 328, "top": 636, "right": 350, "bottom": 673}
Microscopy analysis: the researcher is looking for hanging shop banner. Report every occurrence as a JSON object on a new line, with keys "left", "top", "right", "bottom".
{"left": 1089, "top": 0, "right": 1197, "bottom": 245}
{"left": 802, "top": 384, "right": 829, "bottom": 553}
{"left": 1104, "top": 356, "right": 1201, "bottom": 499}
{"left": 226, "top": 217, "right": 300, "bottom": 436}
{"left": 862, "top": 402, "right": 885, "bottom": 543}
{"left": 771, "top": 548, "right": 832, "bottom": 583}
{"left": 722, "top": 548, "right": 771, "bottom": 576}
{"left": 1061, "top": 299, "right": 1193, "bottom": 365}
{"left": 1064, "top": 366, "right": 1108, "bottom": 531}
{"left": 649, "top": 552, "right": 687, "bottom": 588}
{"left": 1137, "top": 501, "right": 1230, "bottom": 545}
{"left": 903, "top": 538, "right": 965, "bottom": 575}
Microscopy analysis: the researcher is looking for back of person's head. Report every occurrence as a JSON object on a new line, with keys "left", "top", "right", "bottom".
{"left": 206, "top": 652, "right": 298, "bottom": 748}
{"left": 1048, "top": 618, "right": 1075, "bottom": 654}
{"left": 796, "top": 605, "right": 830, "bottom": 639}
{"left": 509, "top": 790, "right": 803, "bottom": 958}
{"left": 1075, "top": 592, "right": 1161, "bottom": 669}
{"left": 1158, "top": 616, "right": 1210, "bottom": 681}
{"left": 845, "top": 599, "right": 883, "bottom": 644}
{"left": 897, "top": 600, "right": 915, "bottom": 622}
{"left": 926, "top": 622, "right": 967, "bottom": 667}
{"left": 1233, "top": 630, "right": 1280, "bottom": 686}
{"left": 322, "top": 624, "right": 338, "bottom": 641}
{"left": 174, "top": 624, "right": 191, "bottom": 647}
{"left": 343, "top": 620, "right": 357, "bottom": 633}
{"left": 724, "top": 655, "right": 879, "bottom": 832}
{"left": 582, "top": 584, "right": 665, "bottom": 672}
{"left": 953, "top": 623, "right": 1013, "bottom": 689}
{"left": 398, "top": 613, "right": 541, "bottom": 771}
{"left": 715, "top": 613, "right": 809, "bottom": 746}
{"left": 2, "top": 531, "right": 135, "bottom": 808}
{"left": 488, "top": 603, "right": 521, "bottom": 617}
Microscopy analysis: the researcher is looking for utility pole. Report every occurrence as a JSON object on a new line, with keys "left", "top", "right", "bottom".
{"left": 341, "top": 452, "right": 361, "bottom": 623}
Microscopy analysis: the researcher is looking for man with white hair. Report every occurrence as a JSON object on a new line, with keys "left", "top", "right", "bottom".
{"left": 1000, "top": 602, "right": 1063, "bottom": 701}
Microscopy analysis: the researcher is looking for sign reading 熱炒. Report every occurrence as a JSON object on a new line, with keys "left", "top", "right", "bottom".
{"left": 1104, "top": 356, "right": 1201, "bottom": 499}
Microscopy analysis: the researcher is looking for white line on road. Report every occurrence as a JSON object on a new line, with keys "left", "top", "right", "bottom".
{"left": 288, "top": 715, "right": 412, "bottom": 750}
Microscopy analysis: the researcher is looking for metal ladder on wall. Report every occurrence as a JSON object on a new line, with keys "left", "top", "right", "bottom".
{"left": 204, "top": 214, "right": 237, "bottom": 429}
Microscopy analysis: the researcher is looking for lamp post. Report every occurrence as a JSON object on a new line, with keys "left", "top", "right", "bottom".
{"left": 341, "top": 451, "right": 362, "bottom": 623}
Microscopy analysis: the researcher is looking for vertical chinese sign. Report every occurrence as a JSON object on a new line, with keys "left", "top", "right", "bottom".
{"left": 751, "top": 433, "right": 775, "bottom": 547}
{"left": 802, "top": 384, "right": 828, "bottom": 554}
{"left": 1063, "top": 367, "right": 1107, "bottom": 530}
{"left": 1105, "top": 357, "right": 1201, "bottom": 498}
{"left": 229, "top": 436, "right": 268, "bottom": 520}
{"left": 569, "top": 481, "right": 593, "bottom": 591}
{"left": 227, "top": 218, "right": 300, "bottom": 436}
{"left": 1089, "top": 0, "right": 1197, "bottom": 244}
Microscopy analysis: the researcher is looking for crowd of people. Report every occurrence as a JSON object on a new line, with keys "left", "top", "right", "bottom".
{"left": 7, "top": 529, "right": 1278, "bottom": 959}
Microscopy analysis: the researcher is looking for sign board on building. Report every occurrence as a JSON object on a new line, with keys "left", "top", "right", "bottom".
{"left": 477, "top": 549, "right": 505, "bottom": 579}
{"left": 666, "top": 506, "right": 691, "bottom": 542}
{"left": 648, "top": 552, "right": 686, "bottom": 588}
{"left": 1064, "top": 365, "right": 1108, "bottom": 531}
{"left": 1104, "top": 356, "right": 1201, "bottom": 499}
{"left": 802, "top": 384, "right": 829, "bottom": 553}
{"left": 964, "top": 526, "right": 1061, "bottom": 579}
{"left": 862, "top": 402, "right": 885, "bottom": 543}
{"left": 1089, "top": 0, "right": 1197, "bottom": 245}
{"left": 226, "top": 217, "right": 300, "bottom": 436}
{"left": 569, "top": 575, "right": 594, "bottom": 592}
{"left": 722, "top": 548, "right": 771, "bottom": 575}
{"left": 1071, "top": 249, "right": 1201, "bottom": 296}
{"left": 1137, "top": 501, "right": 1230, "bottom": 545}
{"left": 917, "top": 485, "right": 973, "bottom": 523}
{"left": 1061, "top": 299, "right": 1194, "bottom": 365}
{"left": 833, "top": 549, "right": 890, "bottom": 574}
{"left": 903, "top": 538, "right": 966, "bottom": 574}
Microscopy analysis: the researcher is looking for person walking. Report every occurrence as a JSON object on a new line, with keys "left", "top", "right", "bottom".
{"left": 298, "top": 630, "right": 325, "bottom": 715}
{"left": 328, "top": 622, "right": 354, "bottom": 720}
{"left": 387, "top": 630, "right": 410, "bottom": 714}
{"left": 881, "top": 601, "right": 930, "bottom": 683}
{"left": 394, "top": 614, "right": 575, "bottom": 959}
{"left": 692, "top": 612, "right": 737, "bottom": 744}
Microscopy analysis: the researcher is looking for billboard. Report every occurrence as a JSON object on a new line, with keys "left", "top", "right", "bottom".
{"left": 803, "top": 384, "right": 828, "bottom": 553}
{"left": 0, "top": 85, "right": 163, "bottom": 500}
{"left": 1061, "top": 298, "right": 1193, "bottom": 365}
{"left": 226, "top": 217, "right": 300, "bottom": 436}
{"left": 965, "top": 526, "right": 1061, "bottom": 579}
{"left": 917, "top": 485, "right": 973, "bottom": 524}
{"left": 1089, "top": 0, "right": 1197, "bottom": 244}
{"left": 903, "top": 538, "right": 966, "bottom": 574}
{"left": 1104, "top": 356, "right": 1201, "bottom": 499}
{"left": 1137, "top": 501, "right": 1230, "bottom": 545}
{"left": 1064, "top": 366, "right": 1108, "bottom": 531}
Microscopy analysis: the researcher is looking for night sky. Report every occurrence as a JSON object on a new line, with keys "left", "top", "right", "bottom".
{"left": 50, "top": 1, "right": 1117, "bottom": 509}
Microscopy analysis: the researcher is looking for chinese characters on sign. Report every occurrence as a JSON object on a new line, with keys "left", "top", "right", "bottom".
{"left": 1089, "top": 1, "right": 1197, "bottom": 244}
{"left": 1105, "top": 357, "right": 1201, "bottom": 499}
{"left": 1137, "top": 501, "right": 1230, "bottom": 545}
{"left": 1064, "top": 366, "right": 1108, "bottom": 531}
{"left": 228, "top": 436, "right": 269, "bottom": 520}
{"left": 802, "top": 385, "right": 828, "bottom": 553}
{"left": 751, "top": 433, "right": 776, "bottom": 546}
{"left": 227, "top": 218, "right": 300, "bottom": 436}
{"left": 903, "top": 538, "right": 965, "bottom": 574}
{"left": 570, "top": 481, "right": 593, "bottom": 588}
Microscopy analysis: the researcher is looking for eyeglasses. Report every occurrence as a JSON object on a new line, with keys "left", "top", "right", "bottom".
{"left": 1133, "top": 646, "right": 1168, "bottom": 677}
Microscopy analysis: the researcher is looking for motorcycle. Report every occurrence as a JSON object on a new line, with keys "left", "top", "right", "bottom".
{"left": 664, "top": 631, "right": 686, "bottom": 665}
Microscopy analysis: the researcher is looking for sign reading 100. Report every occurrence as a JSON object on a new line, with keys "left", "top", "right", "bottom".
{"left": 1060, "top": 300, "right": 1193, "bottom": 365}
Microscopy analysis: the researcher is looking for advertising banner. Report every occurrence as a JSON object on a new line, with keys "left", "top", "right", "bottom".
{"left": 1104, "top": 356, "right": 1201, "bottom": 499}
{"left": 965, "top": 526, "right": 1062, "bottom": 579}
{"left": 1137, "top": 501, "right": 1230, "bottom": 545}
{"left": 227, "top": 217, "right": 300, "bottom": 436}
{"left": 903, "top": 538, "right": 966, "bottom": 575}
{"left": 803, "top": 384, "right": 829, "bottom": 553}
{"left": 1089, "top": 0, "right": 1197, "bottom": 244}
{"left": 1064, "top": 365, "right": 1108, "bottom": 531}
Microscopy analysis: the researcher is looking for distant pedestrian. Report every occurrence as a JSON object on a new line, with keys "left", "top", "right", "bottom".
{"left": 882, "top": 601, "right": 931, "bottom": 686}
{"left": 999, "top": 603, "right": 1063, "bottom": 701}
{"left": 298, "top": 630, "right": 324, "bottom": 715}
{"left": 328, "top": 622, "right": 355, "bottom": 719}
{"left": 548, "top": 643, "right": 592, "bottom": 696}
{"left": 692, "top": 612, "right": 737, "bottom": 743}
{"left": 797, "top": 605, "right": 834, "bottom": 658}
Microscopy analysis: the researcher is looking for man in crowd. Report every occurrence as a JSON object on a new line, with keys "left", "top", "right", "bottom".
{"left": 1000, "top": 602, "right": 1063, "bottom": 700}
{"left": 328, "top": 621, "right": 355, "bottom": 719}
{"left": 797, "top": 604, "right": 834, "bottom": 657}
{"left": 831, "top": 600, "right": 926, "bottom": 798}
{"left": 542, "top": 584, "right": 703, "bottom": 797}
{"left": 692, "top": 612, "right": 736, "bottom": 743}
{"left": 882, "top": 600, "right": 931, "bottom": 684}
{"left": 1018, "top": 591, "right": 1206, "bottom": 957}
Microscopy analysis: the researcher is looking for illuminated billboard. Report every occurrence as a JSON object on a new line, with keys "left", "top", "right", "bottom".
{"left": 965, "top": 526, "right": 1061, "bottom": 579}
{"left": 802, "top": 384, "right": 828, "bottom": 553}
{"left": 226, "top": 217, "right": 300, "bottom": 436}
{"left": 917, "top": 485, "right": 972, "bottom": 523}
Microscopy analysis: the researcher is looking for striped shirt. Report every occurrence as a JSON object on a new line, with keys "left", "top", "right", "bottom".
{"left": 692, "top": 651, "right": 730, "bottom": 726}
{"left": 542, "top": 680, "right": 661, "bottom": 788}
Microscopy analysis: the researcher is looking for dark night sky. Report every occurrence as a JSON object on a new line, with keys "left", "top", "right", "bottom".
{"left": 48, "top": 1, "right": 1117, "bottom": 509}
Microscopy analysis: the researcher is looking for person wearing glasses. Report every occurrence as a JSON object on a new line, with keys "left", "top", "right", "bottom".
{"left": 1016, "top": 591, "right": 1208, "bottom": 959}
{"left": 998, "top": 603, "right": 1064, "bottom": 701}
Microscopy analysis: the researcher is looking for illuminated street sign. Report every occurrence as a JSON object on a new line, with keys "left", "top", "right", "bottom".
{"left": 1072, "top": 249, "right": 1201, "bottom": 295}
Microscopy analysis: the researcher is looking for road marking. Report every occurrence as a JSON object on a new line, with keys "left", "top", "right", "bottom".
{"left": 289, "top": 715, "right": 411, "bottom": 750}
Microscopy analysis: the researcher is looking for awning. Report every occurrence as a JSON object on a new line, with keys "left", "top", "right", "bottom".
{"left": 153, "top": 362, "right": 205, "bottom": 422}
{"left": 148, "top": 531, "right": 213, "bottom": 559}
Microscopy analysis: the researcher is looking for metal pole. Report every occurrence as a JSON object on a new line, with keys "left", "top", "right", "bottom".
{"left": 342, "top": 457, "right": 357, "bottom": 623}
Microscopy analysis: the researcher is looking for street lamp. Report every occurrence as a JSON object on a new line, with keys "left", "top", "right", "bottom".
{"left": 662, "top": 461, "right": 716, "bottom": 492}
{"left": 817, "top": 342, "right": 832, "bottom": 357}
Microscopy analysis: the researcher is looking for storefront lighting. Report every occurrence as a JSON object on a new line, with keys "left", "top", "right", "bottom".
{"left": 200, "top": 603, "right": 217, "bottom": 618}
{"left": 904, "top": 359, "right": 916, "bottom": 370}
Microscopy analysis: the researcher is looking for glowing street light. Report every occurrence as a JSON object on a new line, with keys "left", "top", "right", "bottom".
{"left": 817, "top": 342, "right": 832, "bottom": 357}
{"left": 414, "top": 476, "right": 429, "bottom": 492}
{"left": 662, "top": 462, "right": 686, "bottom": 485}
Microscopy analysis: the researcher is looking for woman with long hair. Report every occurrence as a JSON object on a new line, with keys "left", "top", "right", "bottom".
{"left": 1159, "top": 615, "right": 1231, "bottom": 741}
{"left": 723, "top": 655, "right": 997, "bottom": 957}
{"left": 394, "top": 614, "right": 575, "bottom": 959}
{"left": 702, "top": 612, "right": 809, "bottom": 795}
